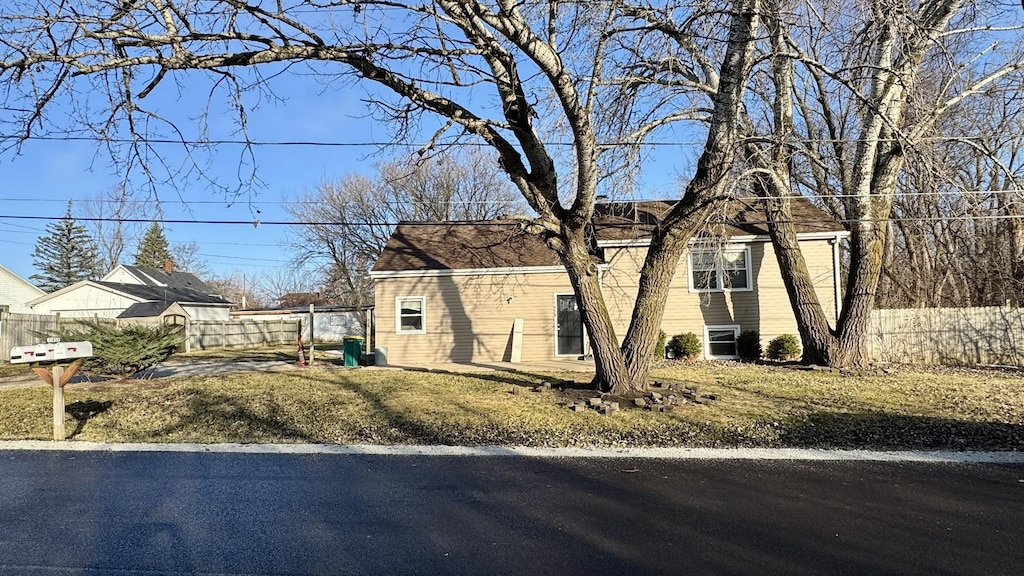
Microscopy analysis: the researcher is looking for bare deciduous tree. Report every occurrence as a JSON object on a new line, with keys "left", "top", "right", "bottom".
{"left": 170, "top": 240, "right": 211, "bottom": 278}
{"left": 81, "top": 185, "right": 148, "bottom": 273}
{"left": 878, "top": 99, "right": 1024, "bottom": 309}
{"left": 287, "top": 149, "right": 524, "bottom": 307}
{"left": 739, "top": 0, "right": 1023, "bottom": 366}
{"left": 207, "top": 272, "right": 269, "bottom": 310}
{"left": 0, "top": 0, "right": 763, "bottom": 392}
{"left": 626, "top": 0, "right": 1023, "bottom": 367}
{"left": 254, "top": 267, "right": 321, "bottom": 309}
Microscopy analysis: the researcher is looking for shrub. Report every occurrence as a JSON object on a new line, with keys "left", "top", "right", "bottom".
{"left": 54, "top": 320, "right": 183, "bottom": 378}
{"left": 667, "top": 332, "right": 702, "bottom": 361}
{"left": 767, "top": 333, "right": 802, "bottom": 361}
{"left": 653, "top": 330, "right": 667, "bottom": 360}
{"left": 736, "top": 330, "right": 762, "bottom": 362}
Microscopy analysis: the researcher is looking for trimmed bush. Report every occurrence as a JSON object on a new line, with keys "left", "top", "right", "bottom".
{"left": 653, "top": 330, "right": 667, "bottom": 360}
{"left": 767, "top": 333, "right": 802, "bottom": 361}
{"left": 667, "top": 332, "right": 702, "bottom": 362}
{"left": 54, "top": 320, "right": 183, "bottom": 378}
{"left": 736, "top": 330, "right": 762, "bottom": 362}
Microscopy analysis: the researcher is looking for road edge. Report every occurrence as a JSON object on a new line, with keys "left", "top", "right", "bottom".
{"left": 0, "top": 440, "right": 1022, "bottom": 462}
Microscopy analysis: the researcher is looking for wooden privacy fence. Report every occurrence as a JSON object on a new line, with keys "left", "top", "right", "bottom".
{"left": 0, "top": 313, "right": 58, "bottom": 362}
{"left": 869, "top": 306, "right": 1024, "bottom": 367}
{"left": 187, "top": 319, "right": 301, "bottom": 351}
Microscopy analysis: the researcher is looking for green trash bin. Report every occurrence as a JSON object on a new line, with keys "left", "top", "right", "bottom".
{"left": 343, "top": 336, "right": 364, "bottom": 367}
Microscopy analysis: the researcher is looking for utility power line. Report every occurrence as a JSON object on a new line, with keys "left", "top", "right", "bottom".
{"left": 0, "top": 213, "right": 1020, "bottom": 227}
{"left": 3, "top": 133, "right": 1021, "bottom": 148}
{"left": 0, "top": 188, "right": 1020, "bottom": 207}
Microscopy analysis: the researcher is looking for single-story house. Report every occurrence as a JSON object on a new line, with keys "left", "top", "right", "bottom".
{"left": 369, "top": 197, "right": 848, "bottom": 366}
{"left": 0, "top": 263, "right": 45, "bottom": 314}
{"left": 28, "top": 263, "right": 232, "bottom": 323}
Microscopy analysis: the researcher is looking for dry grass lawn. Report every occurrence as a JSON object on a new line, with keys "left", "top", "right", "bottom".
{"left": 0, "top": 361, "right": 1021, "bottom": 449}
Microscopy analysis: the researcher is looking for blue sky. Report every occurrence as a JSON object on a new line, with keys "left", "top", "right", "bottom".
{"left": 0, "top": 63, "right": 689, "bottom": 290}
{"left": 0, "top": 66, "right": 396, "bottom": 285}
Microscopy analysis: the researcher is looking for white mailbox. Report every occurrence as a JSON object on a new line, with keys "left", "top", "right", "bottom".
{"left": 10, "top": 341, "right": 93, "bottom": 364}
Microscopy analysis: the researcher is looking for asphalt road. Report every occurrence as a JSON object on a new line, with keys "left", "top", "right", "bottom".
{"left": 0, "top": 450, "right": 1021, "bottom": 575}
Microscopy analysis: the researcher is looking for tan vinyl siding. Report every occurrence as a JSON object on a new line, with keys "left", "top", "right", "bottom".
{"left": 374, "top": 271, "right": 579, "bottom": 364}
{"left": 375, "top": 238, "right": 839, "bottom": 365}
{"left": 602, "top": 239, "right": 838, "bottom": 349}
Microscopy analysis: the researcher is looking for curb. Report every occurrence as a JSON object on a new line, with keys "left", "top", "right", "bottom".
{"left": 0, "top": 440, "right": 1022, "bottom": 463}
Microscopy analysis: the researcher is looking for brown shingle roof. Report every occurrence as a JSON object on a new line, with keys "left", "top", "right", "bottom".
{"left": 593, "top": 196, "right": 845, "bottom": 242}
{"left": 373, "top": 198, "right": 845, "bottom": 273}
{"left": 372, "top": 222, "right": 560, "bottom": 273}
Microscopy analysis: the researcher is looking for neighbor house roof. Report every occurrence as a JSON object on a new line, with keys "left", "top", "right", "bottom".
{"left": 112, "top": 265, "right": 217, "bottom": 294}
{"left": 118, "top": 301, "right": 175, "bottom": 319}
{"left": 373, "top": 197, "right": 846, "bottom": 273}
{"left": 28, "top": 280, "right": 232, "bottom": 308}
{"left": 92, "top": 281, "right": 231, "bottom": 305}
{"left": 277, "top": 292, "right": 338, "bottom": 308}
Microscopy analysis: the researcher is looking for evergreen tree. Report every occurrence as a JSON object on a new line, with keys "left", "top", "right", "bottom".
{"left": 31, "top": 201, "right": 100, "bottom": 292}
{"left": 134, "top": 222, "right": 172, "bottom": 268}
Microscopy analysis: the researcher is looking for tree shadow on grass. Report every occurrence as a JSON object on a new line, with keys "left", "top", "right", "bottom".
{"left": 286, "top": 370, "right": 545, "bottom": 445}
{"left": 778, "top": 411, "right": 1024, "bottom": 451}
{"left": 146, "top": 390, "right": 317, "bottom": 443}
{"left": 393, "top": 366, "right": 593, "bottom": 393}
{"left": 66, "top": 399, "right": 113, "bottom": 439}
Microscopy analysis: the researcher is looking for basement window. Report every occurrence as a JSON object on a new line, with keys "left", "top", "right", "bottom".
{"left": 704, "top": 325, "right": 740, "bottom": 359}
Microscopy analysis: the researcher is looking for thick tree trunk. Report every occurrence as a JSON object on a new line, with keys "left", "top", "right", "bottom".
{"left": 557, "top": 231, "right": 634, "bottom": 393}
{"left": 757, "top": 10, "right": 839, "bottom": 366}
{"left": 832, "top": 211, "right": 892, "bottom": 366}
{"left": 620, "top": 194, "right": 729, "bottom": 380}
{"left": 616, "top": 0, "right": 760, "bottom": 390}
{"left": 1006, "top": 197, "right": 1024, "bottom": 306}
{"left": 763, "top": 194, "right": 838, "bottom": 365}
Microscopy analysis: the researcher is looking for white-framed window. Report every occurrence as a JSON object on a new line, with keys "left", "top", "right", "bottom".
{"left": 704, "top": 325, "right": 740, "bottom": 359}
{"left": 395, "top": 296, "right": 426, "bottom": 334}
{"left": 688, "top": 247, "right": 752, "bottom": 292}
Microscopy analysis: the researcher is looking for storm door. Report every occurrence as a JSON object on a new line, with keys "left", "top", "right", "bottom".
{"left": 555, "top": 294, "right": 584, "bottom": 356}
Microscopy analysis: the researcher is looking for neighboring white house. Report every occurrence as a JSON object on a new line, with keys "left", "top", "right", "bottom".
{"left": 0, "top": 263, "right": 45, "bottom": 314}
{"left": 28, "top": 264, "right": 232, "bottom": 322}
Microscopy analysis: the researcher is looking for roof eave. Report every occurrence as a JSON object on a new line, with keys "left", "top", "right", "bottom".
{"left": 596, "top": 229, "right": 849, "bottom": 248}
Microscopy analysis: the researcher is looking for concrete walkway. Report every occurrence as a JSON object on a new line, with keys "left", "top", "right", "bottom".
{"left": 0, "top": 356, "right": 594, "bottom": 389}
{"left": 374, "top": 359, "right": 596, "bottom": 373}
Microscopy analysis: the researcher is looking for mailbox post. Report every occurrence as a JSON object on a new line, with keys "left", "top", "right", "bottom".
{"left": 10, "top": 339, "right": 93, "bottom": 441}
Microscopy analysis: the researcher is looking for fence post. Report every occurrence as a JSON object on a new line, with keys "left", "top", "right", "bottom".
{"left": 309, "top": 304, "right": 315, "bottom": 366}
{"left": 0, "top": 306, "right": 7, "bottom": 364}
